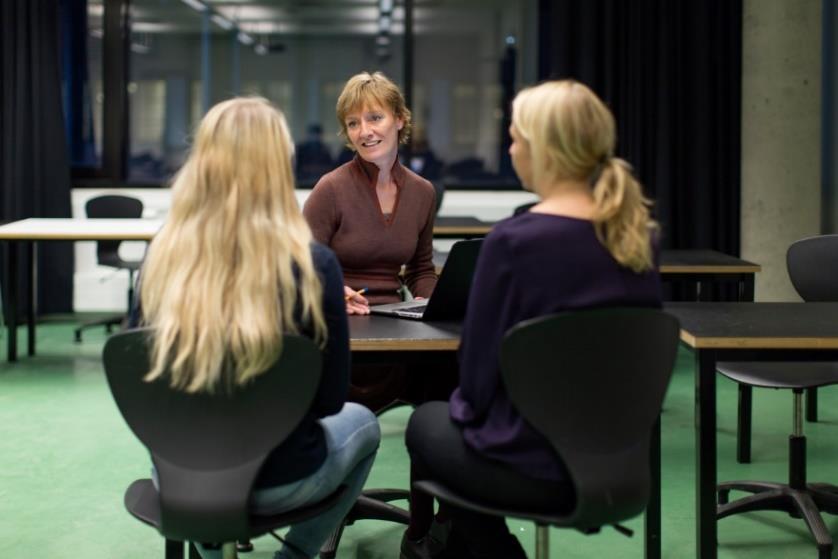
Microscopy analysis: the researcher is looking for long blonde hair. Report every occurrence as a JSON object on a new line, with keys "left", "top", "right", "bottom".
{"left": 512, "top": 80, "right": 657, "bottom": 272}
{"left": 140, "top": 97, "right": 326, "bottom": 393}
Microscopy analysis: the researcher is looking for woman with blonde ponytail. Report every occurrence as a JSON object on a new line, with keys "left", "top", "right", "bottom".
{"left": 128, "top": 97, "right": 380, "bottom": 559}
{"left": 402, "top": 81, "right": 662, "bottom": 559}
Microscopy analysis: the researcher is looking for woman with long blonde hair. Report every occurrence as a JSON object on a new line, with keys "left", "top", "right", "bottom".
{"left": 401, "top": 81, "right": 662, "bottom": 559}
{"left": 129, "top": 97, "right": 380, "bottom": 559}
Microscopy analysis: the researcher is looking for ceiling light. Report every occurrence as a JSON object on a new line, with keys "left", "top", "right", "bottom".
{"left": 211, "top": 14, "right": 234, "bottom": 30}
{"left": 179, "top": 0, "right": 207, "bottom": 13}
{"left": 237, "top": 32, "right": 254, "bottom": 45}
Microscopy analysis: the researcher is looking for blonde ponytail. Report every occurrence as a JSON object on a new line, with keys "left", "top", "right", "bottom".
{"left": 591, "top": 157, "right": 657, "bottom": 273}
{"left": 512, "top": 80, "right": 658, "bottom": 273}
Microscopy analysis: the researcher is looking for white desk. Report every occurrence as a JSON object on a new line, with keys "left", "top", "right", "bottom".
{"left": 0, "top": 218, "right": 162, "bottom": 361}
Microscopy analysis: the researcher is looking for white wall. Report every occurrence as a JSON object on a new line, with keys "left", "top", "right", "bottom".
{"left": 740, "top": 0, "right": 822, "bottom": 301}
{"left": 71, "top": 188, "right": 537, "bottom": 311}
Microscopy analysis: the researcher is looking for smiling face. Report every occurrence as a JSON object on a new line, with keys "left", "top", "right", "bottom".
{"left": 344, "top": 105, "right": 404, "bottom": 168}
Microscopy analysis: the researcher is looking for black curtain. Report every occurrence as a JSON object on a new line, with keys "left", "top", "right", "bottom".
{"left": 539, "top": 0, "right": 742, "bottom": 256}
{"left": 1, "top": 0, "right": 74, "bottom": 314}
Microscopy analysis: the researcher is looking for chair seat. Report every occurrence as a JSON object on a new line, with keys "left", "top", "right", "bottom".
{"left": 125, "top": 478, "right": 347, "bottom": 540}
{"left": 717, "top": 362, "right": 838, "bottom": 390}
{"left": 413, "top": 480, "right": 582, "bottom": 529}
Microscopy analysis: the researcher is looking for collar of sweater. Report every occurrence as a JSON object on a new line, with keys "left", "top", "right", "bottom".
{"left": 354, "top": 153, "right": 406, "bottom": 188}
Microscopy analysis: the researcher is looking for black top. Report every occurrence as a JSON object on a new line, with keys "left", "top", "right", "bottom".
{"left": 128, "top": 243, "right": 350, "bottom": 488}
{"left": 450, "top": 212, "right": 662, "bottom": 481}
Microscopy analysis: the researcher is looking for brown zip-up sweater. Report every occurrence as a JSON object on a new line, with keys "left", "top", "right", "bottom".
{"left": 303, "top": 155, "right": 438, "bottom": 305}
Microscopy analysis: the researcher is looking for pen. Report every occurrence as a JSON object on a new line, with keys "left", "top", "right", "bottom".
{"left": 345, "top": 287, "right": 368, "bottom": 301}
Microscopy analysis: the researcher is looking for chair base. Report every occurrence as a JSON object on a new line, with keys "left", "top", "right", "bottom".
{"left": 718, "top": 480, "right": 838, "bottom": 558}
{"left": 319, "top": 489, "right": 410, "bottom": 558}
{"left": 74, "top": 314, "right": 124, "bottom": 343}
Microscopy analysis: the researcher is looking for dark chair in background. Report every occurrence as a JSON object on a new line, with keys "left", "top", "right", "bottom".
{"left": 74, "top": 195, "right": 144, "bottom": 342}
{"left": 733, "top": 236, "right": 838, "bottom": 463}
{"left": 717, "top": 234, "right": 838, "bottom": 558}
{"left": 414, "top": 308, "right": 680, "bottom": 559}
{"left": 431, "top": 180, "right": 445, "bottom": 216}
{"left": 512, "top": 201, "right": 536, "bottom": 216}
{"left": 103, "top": 329, "right": 346, "bottom": 559}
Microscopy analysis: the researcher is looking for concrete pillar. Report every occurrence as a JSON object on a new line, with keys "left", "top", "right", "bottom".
{"left": 741, "top": 0, "right": 821, "bottom": 301}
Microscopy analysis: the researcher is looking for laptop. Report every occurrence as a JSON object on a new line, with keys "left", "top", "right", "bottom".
{"left": 370, "top": 239, "right": 483, "bottom": 321}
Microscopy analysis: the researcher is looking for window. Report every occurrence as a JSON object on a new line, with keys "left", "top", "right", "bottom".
{"left": 67, "top": 0, "right": 538, "bottom": 189}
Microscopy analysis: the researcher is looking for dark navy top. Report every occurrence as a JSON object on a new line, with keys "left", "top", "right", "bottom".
{"left": 128, "top": 243, "right": 350, "bottom": 488}
{"left": 449, "top": 212, "right": 662, "bottom": 481}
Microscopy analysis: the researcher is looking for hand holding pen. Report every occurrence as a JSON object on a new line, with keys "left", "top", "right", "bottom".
{"left": 344, "top": 286, "right": 370, "bottom": 315}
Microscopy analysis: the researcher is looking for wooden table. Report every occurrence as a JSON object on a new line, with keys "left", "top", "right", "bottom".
{"left": 664, "top": 302, "right": 838, "bottom": 559}
{"left": 0, "top": 218, "right": 162, "bottom": 361}
{"left": 432, "top": 216, "right": 494, "bottom": 239}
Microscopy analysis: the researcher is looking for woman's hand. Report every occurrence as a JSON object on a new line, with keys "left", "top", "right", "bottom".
{"left": 344, "top": 286, "right": 370, "bottom": 315}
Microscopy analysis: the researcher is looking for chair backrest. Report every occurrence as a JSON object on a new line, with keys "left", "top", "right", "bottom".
{"left": 103, "top": 328, "right": 323, "bottom": 542}
{"left": 512, "top": 201, "right": 536, "bottom": 216}
{"left": 431, "top": 180, "right": 445, "bottom": 215}
{"left": 787, "top": 234, "right": 838, "bottom": 301}
{"left": 86, "top": 195, "right": 144, "bottom": 268}
{"left": 499, "top": 308, "right": 679, "bottom": 529}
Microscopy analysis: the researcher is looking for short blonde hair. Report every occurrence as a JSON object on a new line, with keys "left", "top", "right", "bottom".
{"left": 512, "top": 80, "right": 657, "bottom": 273}
{"left": 336, "top": 71, "right": 412, "bottom": 147}
{"left": 140, "top": 97, "right": 326, "bottom": 393}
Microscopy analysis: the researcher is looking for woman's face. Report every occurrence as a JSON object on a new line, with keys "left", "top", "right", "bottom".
{"left": 345, "top": 104, "right": 403, "bottom": 168}
{"left": 509, "top": 124, "right": 533, "bottom": 189}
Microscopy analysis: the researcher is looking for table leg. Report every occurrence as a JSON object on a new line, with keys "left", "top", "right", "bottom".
{"left": 695, "top": 349, "right": 717, "bottom": 559}
{"left": 736, "top": 385, "right": 752, "bottom": 463}
{"left": 27, "top": 241, "right": 35, "bottom": 356}
{"left": 6, "top": 241, "right": 18, "bottom": 362}
{"left": 645, "top": 415, "right": 662, "bottom": 559}
{"left": 740, "top": 274, "right": 755, "bottom": 302}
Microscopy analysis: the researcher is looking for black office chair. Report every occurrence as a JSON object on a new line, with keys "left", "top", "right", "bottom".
{"left": 512, "top": 201, "right": 537, "bottom": 216}
{"left": 74, "top": 195, "right": 144, "bottom": 342}
{"left": 431, "top": 180, "right": 445, "bottom": 216}
{"left": 717, "top": 234, "right": 838, "bottom": 559}
{"left": 414, "top": 308, "right": 680, "bottom": 559}
{"left": 103, "top": 329, "right": 347, "bottom": 559}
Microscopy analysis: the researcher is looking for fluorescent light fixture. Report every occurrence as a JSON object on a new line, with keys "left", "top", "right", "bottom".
{"left": 379, "top": 0, "right": 393, "bottom": 13}
{"left": 211, "top": 14, "right": 234, "bottom": 30}
{"left": 179, "top": 0, "right": 207, "bottom": 13}
{"left": 379, "top": 14, "right": 391, "bottom": 30}
{"left": 376, "top": 34, "right": 390, "bottom": 46}
{"left": 254, "top": 44, "right": 268, "bottom": 56}
{"left": 131, "top": 43, "right": 151, "bottom": 54}
{"left": 237, "top": 32, "right": 255, "bottom": 45}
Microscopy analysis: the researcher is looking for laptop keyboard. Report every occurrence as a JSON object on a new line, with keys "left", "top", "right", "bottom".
{"left": 397, "top": 305, "right": 427, "bottom": 314}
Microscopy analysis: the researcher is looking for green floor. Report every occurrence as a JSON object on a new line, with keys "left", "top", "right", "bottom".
{"left": 2, "top": 321, "right": 838, "bottom": 558}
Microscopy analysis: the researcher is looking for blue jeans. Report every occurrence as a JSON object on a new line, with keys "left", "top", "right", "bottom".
{"left": 197, "top": 402, "right": 380, "bottom": 559}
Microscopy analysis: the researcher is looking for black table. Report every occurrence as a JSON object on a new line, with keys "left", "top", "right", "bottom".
{"left": 665, "top": 302, "right": 838, "bottom": 559}
{"left": 433, "top": 248, "right": 760, "bottom": 303}
{"left": 660, "top": 250, "right": 760, "bottom": 302}
{"left": 432, "top": 216, "right": 494, "bottom": 239}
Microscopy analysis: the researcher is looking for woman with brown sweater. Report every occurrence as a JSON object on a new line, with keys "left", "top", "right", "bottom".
{"left": 303, "top": 71, "right": 437, "bottom": 315}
